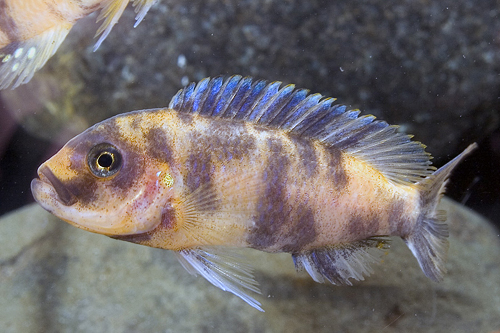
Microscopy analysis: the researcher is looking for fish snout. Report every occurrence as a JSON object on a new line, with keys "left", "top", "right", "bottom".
{"left": 35, "top": 165, "right": 76, "bottom": 206}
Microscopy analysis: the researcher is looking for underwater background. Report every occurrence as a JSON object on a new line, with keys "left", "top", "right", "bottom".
{"left": 1, "top": 0, "right": 499, "bottom": 331}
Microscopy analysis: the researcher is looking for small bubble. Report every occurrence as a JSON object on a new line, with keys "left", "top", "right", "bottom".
{"left": 177, "top": 54, "right": 187, "bottom": 68}
{"left": 181, "top": 75, "right": 189, "bottom": 86}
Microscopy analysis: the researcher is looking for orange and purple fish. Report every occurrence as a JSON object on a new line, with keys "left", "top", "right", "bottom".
{"left": 31, "top": 75, "right": 477, "bottom": 311}
{"left": 0, "top": 0, "right": 158, "bottom": 89}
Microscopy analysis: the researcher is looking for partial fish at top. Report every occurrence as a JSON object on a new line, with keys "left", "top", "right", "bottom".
{"left": 0, "top": 0, "right": 158, "bottom": 90}
{"left": 31, "top": 75, "right": 477, "bottom": 311}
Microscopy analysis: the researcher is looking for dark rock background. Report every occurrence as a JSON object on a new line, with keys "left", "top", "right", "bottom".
{"left": 1, "top": 0, "right": 500, "bottom": 220}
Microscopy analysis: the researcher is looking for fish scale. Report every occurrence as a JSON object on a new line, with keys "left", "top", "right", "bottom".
{"left": 31, "top": 75, "right": 477, "bottom": 311}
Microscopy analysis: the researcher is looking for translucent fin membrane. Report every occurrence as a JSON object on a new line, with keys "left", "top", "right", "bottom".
{"left": 175, "top": 247, "right": 263, "bottom": 311}
{"left": 406, "top": 143, "right": 477, "bottom": 282}
{"left": 0, "top": 25, "right": 71, "bottom": 89}
{"left": 292, "top": 237, "right": 390, "bottom": 285}
{"left": 169, "top": 75, "right": 435, "bottom": 185}
{"left": 94, "top": 0, "right": 157, "bottom": 51}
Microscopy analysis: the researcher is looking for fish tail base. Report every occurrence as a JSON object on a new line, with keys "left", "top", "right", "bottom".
{"left": 405, "top": 143, "right": 477, "bottom": 281}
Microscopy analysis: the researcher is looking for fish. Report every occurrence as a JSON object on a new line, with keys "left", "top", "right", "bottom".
{"left": 0, "top": 0, "right": 158, "bottom": 90}
{"left": 31, "top": 75, "right": 477, "bottom": 311}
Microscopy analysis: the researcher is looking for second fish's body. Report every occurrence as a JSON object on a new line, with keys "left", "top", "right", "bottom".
{"left": 31, "top": 75, "right": 476, "bottom": 311}
{"left": 0, "top": 0, "right": 158, "bottom": 89}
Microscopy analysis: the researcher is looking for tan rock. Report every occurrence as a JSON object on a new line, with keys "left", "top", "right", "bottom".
{"left": 1, "top": 198, "right": 499, "bottom": 332}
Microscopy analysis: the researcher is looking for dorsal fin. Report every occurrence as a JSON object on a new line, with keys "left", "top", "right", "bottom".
{"left": 169, "top": 76, "right": 435, "bottom": 185}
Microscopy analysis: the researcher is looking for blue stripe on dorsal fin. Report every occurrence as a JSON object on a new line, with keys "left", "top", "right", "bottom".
{"left": 168, "top": 76, "right": 435, "bottom": 185}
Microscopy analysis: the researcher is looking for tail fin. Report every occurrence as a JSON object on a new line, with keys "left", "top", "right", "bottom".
{"left": 404, "top": 143, "right": 478, "bottom": 282}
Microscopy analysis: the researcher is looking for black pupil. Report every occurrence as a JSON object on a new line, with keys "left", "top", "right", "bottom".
{"left": 97, "top": 153, "right": 113, "bottom": 168}
{"left": 88, "top": 143, "right": 122, "bottom": 178}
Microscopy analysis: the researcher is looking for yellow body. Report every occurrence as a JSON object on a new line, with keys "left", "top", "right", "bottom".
{"left": 35, "top": 109, "right": 419, "bottom": 252}
{"left": 30, "top": 76, "right": 476, "bottom": 310}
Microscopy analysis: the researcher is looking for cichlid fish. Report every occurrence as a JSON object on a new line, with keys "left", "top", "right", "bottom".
{"left": 31, "top": 75, "right": 477, "bottom": 311}
{"left": 0, "top": 0, "right": 158, "bottom": 89}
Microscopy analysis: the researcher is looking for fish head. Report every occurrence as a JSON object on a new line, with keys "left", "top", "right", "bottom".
{"left": 31, "top": 113, "right": 177, "bottom": 236}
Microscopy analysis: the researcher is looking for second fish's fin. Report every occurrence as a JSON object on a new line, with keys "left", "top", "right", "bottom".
{"left": 94, "top": 0, "right": 157, "bottom": 51}
{"left": 175, "top": 247, "right": 263, "bottom": 311}
{"left": 0, "top": 24, "right": 71, "bottom": 89}
{"left": 292, "top": 237, "right": 390, "bottom": 285}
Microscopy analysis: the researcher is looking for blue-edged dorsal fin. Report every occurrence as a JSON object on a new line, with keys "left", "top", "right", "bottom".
{"left": 292, "top": 237, "right": 390, "bottom": 285}
{"left": 175, "top": 246, "right": 263, "bottom": 311}
{"left": 168, "top": 76, "right": 435, "bottom": 185}
{"left": 0, "top": 25, "right": 71, "bottom": 90}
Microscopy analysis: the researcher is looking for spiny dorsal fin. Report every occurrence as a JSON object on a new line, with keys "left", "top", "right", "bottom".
{"left": 292, "top": 237, "right": 390, "bottom": 285}
{"left": 169, "top": 76, "right": 435, "bottom": 185}
{"left": 0, "top": 25, "right": 71, "bottom": 89}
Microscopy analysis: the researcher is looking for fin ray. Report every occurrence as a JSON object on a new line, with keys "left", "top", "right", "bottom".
{"left": 405, "top": 143, "right": 477, "bottom": 281}
{"left": 292, "top": 237, "right": 390, "bottom": 285}
{"left": 169, "top": 76, "right": 436, "bottom": 185}
{"left": 0, "top": 25, "right": 71, "bottom": 89}
{"left": 94, "top": 0, "right": 130, "bottom": 51}
{"left": 175, "top": 172, "right": 263, "bottom": 246}
{"left": 175, "top": 247, "right": 263, "bottom": 311}
{"left": 132, "top": 0, "right": 158, "bottom": 27}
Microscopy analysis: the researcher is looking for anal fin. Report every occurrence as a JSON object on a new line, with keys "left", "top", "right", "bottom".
{"left": 175, "top": 247, "right": 263, "bottom": 311}
{"left": 292, "top": 237, "right": 390, "bottom": 285}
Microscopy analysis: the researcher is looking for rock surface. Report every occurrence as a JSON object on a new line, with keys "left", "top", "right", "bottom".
{"left": 2, "top": 0, "right": 499, "bottom": 160}
{"left": 1, "top": 198, "right": 499, "bottom": 332}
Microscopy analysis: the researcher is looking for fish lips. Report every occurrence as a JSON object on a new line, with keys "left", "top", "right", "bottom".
{"left": 31, "top": 165, "right": 76, "bottom": 206}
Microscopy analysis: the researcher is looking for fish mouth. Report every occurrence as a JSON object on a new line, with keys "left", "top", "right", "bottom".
{"left": 34, "top": 165, "right": 76, "bottom": 206}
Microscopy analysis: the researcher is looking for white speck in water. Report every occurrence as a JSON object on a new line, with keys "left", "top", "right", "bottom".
{"left": 27, "top": 47, "right": 36, "bottom": 59}
{"left": 339, "top": 67, "right": 344, "bottom": 72}
{"left": 14, "top": 48, "right": 23, "bottom": 58}
{"left": 177, "top": 54, "right": 187, "bottom": 68}
{"left": 181, "top": 75, "right": 189, "bottom": 86}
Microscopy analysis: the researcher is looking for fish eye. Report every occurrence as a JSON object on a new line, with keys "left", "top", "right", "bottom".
{"left": 87, "top": 143, "right": 123, "bottom": 178}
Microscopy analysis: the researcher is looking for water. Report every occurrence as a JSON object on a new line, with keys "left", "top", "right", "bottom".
{"left": 0, "top": 0, "right": 499, "bottom": 332}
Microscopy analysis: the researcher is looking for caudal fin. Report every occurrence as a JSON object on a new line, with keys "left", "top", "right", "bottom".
{"left": 404, "top": 143, "right": 477, "bottom": 282}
